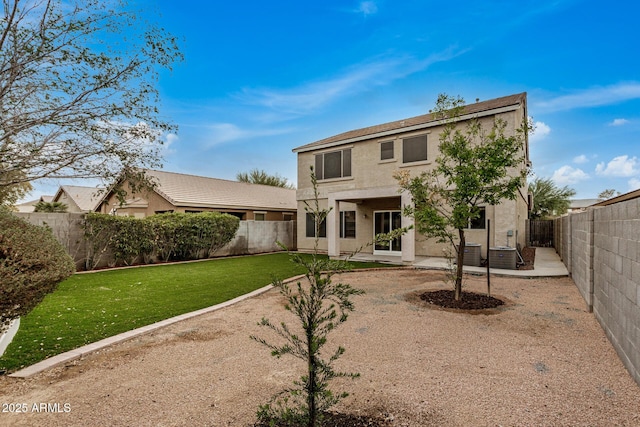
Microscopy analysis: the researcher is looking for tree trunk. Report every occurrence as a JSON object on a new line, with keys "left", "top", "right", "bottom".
{"left": 455, "top": 229, "right": 465, "bottom": 301}
{"left": 307, "top": 329, "right": 317, "bottom": 427}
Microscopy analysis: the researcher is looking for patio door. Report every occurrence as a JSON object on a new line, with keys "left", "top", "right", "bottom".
{"left": 374, "top": 211, "right": 402, "bottom": 255}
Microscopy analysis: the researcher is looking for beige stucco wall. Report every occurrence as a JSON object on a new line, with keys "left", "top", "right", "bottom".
{"left": 296, "top": 107, "right": 529, "bottom": 258}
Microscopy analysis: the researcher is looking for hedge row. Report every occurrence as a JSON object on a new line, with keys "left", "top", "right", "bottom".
{"left": 84, "top": 212, "right": 240, "bottom": 270}
{"left": 0, "top": 210, "right": 75, "bottom": 335}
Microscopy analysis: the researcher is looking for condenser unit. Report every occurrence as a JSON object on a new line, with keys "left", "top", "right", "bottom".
{"left": 462, "top": 243, "right": 482, "bottom": 267}
{"left": 489, "top": 246, "right": 517, "bottom": 270}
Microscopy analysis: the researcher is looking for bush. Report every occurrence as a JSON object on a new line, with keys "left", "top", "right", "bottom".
{"left": 84, "top": 212, "right": 240, "bottom": 268}
{"left": 0, "top": 211, "right": 75, "bottom": 335}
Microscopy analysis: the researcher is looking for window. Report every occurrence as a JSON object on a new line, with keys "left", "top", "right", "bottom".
{"left": 339, "top": 211, "right": 356, "bottom": 238}
{"left": 314, "top": 148, "right": 351, "bottom": 180}
{"left": 469, "top": 207, "right": 486, "bottom": 229}
{"left": 305, "top": 213, "right": 326, "bottom": 238}
{"left": 402, "top": 135, "right": 428, "bottom": 163}
{"left": 380, "top": 141, "right": 394, "bottom": 160}
{"left": 283, "top": 213, "right": 294, "bottom": 221}
{"left": 254, "top": 212, "right": 266, "bottom": 221}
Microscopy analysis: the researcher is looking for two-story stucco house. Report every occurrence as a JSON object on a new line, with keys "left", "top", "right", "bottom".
{"left": 292, "top": 93, "right": 530, "bottom": 264}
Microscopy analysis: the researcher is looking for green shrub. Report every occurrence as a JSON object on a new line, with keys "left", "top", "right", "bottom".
{"left": 84, "top": 212, "right": 239, "bottom": 268}
{"left": 0, "top": 211, "right": 75, "bottom": 335}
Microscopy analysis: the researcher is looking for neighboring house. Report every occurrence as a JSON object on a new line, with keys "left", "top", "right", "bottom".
{"left": 292, "top": 93, "right": 530, "bottom": 263}
{"left": 15, "top": 195, "right": 53, "bottom": 213}
{"left": 567, "top": 198, "right": 602, "bottom": 213}
{"left": 53, "top": 185, "right": 104, "bottom": 213}
{"left": 95, "top": 169, "right": 297, "bottom": 220}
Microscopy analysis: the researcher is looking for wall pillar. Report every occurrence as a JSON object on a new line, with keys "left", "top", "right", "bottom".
{"left": 327, "top": 196, "right": 340, "bottom": 257}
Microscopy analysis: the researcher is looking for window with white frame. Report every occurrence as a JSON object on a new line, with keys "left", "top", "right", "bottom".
{"left": 305, "top": 213, "right": 326, "bottom": 238}
{"left": 314, "top": 148, "right": 351, "bottom": 180}
{"left": 339, "top": 211, "right": 356, "bottom": 238}
{"left": 254, "top": 212, "right": 266, "bottom": 221}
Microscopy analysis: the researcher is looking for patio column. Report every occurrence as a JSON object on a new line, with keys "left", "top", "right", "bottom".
{"left": 327, "top": 195, "right": 340, "bottom": 258}
{"left": 401, "top": 191, "right": 415, "bottom": 264}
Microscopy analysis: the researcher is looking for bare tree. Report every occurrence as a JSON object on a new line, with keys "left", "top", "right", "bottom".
{"left": 0, "top": 0, "right": 182, "bottom": 191}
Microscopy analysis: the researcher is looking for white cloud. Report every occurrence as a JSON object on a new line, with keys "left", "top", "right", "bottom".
{"left": 204, "top": 123, "right": 294, "bottom": 147}
{"left": 595, "top": 155, "right": 639, "bottom": 177}
{"left": 535, "top": 82, "right": 640, "bottom": 113}
{"left": 529, "top": 121, "right": 550, "bottom": 143}
{"left": 237, "top": 48, "right": 466, "bottom": 115}
{"left": 551, "top": 165, "right": 589, "bottom": 185}
{"left": 628, "top": 178, "right": 640, "bottom": 191}
{"left": 609, "top": 118, "right": 630, "bottom": 126}
{"left": 356, "top": 1, "right": 378, "bottom": 15}
{"left": 573, "top": 154, "right": 588, "bottom": 164}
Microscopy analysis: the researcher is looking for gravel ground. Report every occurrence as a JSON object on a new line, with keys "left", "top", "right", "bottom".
{"left": 1, "top": 268, "right": 639, "bottom": 426}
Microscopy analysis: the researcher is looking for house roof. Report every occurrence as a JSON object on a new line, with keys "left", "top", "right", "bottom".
{"left": 569, "top": 199, "right": 602, "bottom": 209}
{"left": 54, "top": 185, "right": 103, "bottom": 212}
{"left": 293, "top": 92, "right": 527, "bottom": 153}
{"left": 143, "top": 169, "right": 297, "bottom": 211}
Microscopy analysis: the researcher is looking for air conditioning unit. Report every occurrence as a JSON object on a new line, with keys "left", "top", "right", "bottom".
{"left": 489, "top": 246, "right": 517, "bottom": 270}
{"left": 462, "top": 243, "right": 482, "bottom": 267}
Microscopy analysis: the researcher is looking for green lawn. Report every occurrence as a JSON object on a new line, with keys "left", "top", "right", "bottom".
{"left": 0, "top": 253, "right": 389, "bottom": 372}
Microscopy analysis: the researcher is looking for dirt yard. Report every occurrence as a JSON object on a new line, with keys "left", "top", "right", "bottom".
{"left": 1, "top": 269, "right": 639, "bottom": 426}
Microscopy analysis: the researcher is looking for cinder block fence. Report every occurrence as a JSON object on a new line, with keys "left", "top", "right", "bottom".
{"left": 554, "top": 198, "right": 640, "bottom": 387}
{"left": 15, "top": 213, "right": 296, "bottom": 270}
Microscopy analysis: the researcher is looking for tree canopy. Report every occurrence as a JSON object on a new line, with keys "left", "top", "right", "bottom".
{"left": 0, "top": 0, "right": 182, "bottom": 192}
{"left": 236, "top": 168, "right": 295, "bottom": 189}
{"left": 396, "top": 94, "right": 529, "bottom": 300}
{"left": 528, "top": 177, "right": 575, "bottom": 219}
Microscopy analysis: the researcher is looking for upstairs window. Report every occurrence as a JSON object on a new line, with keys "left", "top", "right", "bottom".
{"left": 380, "top": 141, "right": 394, "bottom": 160}
{"left": 315, "top": 148, "right": 351, "bottom": 180}
{"left": 402, "top": 135, "right": 428, "bottom": 163}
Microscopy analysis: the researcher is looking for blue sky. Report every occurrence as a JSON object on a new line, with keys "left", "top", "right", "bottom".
{"left": 31, "top": 0, "right": 640, "bottom": 200}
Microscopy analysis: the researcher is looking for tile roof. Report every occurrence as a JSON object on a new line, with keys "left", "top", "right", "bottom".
{"left": 293, "top": 92, "right": 527, "bottom": 152}
{"left": 56, "top": 185, "right": 103, "bottom": 212}
{"left": 144, "top": 169, "right": 297, "bottom": 211}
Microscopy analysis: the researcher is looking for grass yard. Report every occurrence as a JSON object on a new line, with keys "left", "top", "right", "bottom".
{"left": 0, "top": 253, "right": 389, "bottom": 373}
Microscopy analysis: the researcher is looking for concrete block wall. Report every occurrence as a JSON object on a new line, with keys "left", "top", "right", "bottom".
{"left": 16, "top": 213, "right": 87, "bottom": 270}
{"left": 592, "top": 199, "right": 640, "bottom": 387}
{"left": 16, "top": 214, "right": 297, "bottom": 268}
{"left": 553, "top": 198, "right": 640, "bottom": 386}
{"left": 569, "top": 210, "right": 594, "bottom": 310}
{"left": 217, "top": 221, "right": 296, "bottom": 256}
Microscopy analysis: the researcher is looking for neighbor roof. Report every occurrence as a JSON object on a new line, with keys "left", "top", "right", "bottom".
{"left": 293, "top": 92, "right": 527, "bottom": 153}
{"left": 144, "top": 169, "right": 297, "bottom": 211}
{"left": 54, "top": 185, "right": 103, "bottom": 212}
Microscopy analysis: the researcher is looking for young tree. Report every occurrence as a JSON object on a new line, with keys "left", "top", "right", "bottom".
{"left": 396, "top": 94, "right": 529, "bottom": 301}
{"left": 0, "top": 0, "right": 182, "bottom": 192}
{"left": 251, "top": 168, "right": 406, "bottom": 427}
{"left": 251, "top": 171, "right": 362, "bottom": 427}
{"left": 528, "top": 177, "right": 576, "bottom": 219}
{"left": 237, "top": 168, "right": 295, "bottom": 189}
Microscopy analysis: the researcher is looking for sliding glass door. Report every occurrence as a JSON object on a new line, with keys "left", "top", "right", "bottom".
{"left": 374, "top": 211, "right": 402, "bottom": 255}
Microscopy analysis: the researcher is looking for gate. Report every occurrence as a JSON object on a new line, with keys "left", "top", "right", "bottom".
{"left": 527, "top": 220, "right": 554, "bottom": 247}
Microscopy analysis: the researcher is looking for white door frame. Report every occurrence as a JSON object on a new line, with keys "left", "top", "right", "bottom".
{"left": 373, "top": 210, "right": 402, "bottom": 256}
